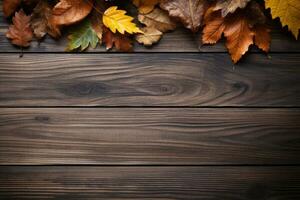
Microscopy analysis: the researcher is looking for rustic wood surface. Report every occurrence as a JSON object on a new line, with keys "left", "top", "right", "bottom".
{"left": 1, "top": 108, "right": 300, "bottom": 165}
{"left": 0, "top": 1, "right": 300, "bottom": 198}
{"left": 1, "top": 166, "right": 300, "bottom": 199}
{"left": 0, "top": 54, "right": 300, "bottom": 107}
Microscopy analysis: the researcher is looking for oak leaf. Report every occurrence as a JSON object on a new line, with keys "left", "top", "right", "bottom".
{"left": 6, "top": 9, "right": 33, "bottom": 47}
{"left": 138, "top": 8, "right": 176, "bottom": 32}
{"left": 103, "top": 6, "right": 142, "bottom": 34}
{"left": 136, "top": 27, "right": 163, "bottom": 45}
{"left": 160, "top": 0, "right": 208, "bottom": 32}
{"left": 265, "top": 0, "right": 300, "bottom": 39}
{"left": 133, "top": 0, "right": 160, "bottom": 14}
{"left": 103, "top": 27, "right": 133, "bottom": 52}
{"left": 3, "top": 0, "right": 21, "bottom": 17}
{"left": 51, "top": 0, "right": 93, "bottom": 26}
{"left": 214, "top": 0, "right": 250, "bottom": 17}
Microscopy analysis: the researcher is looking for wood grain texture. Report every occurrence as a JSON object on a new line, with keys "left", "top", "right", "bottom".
{"left": 0, "top": 2, "right": 300, "bottom": 53}
{"left": 1, "top": 108, "right": 300, "bottom": 165}
{"left": 0, "top": 53, "right": 300, "bottom": 107}
{"left": 1, "top": 166, "right": 300, "bottom": 199}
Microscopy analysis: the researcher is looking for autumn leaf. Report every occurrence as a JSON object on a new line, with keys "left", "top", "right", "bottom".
{"left": 265, "top": 0, "right": 300, "bottom": 39}
{"left": 6, "top": 9, "right": 33, "bottom": 47}
{"left": 214, "top": 0, "right": 251, "bottom": 17}
{"left": 133, "top": 0, "right": 160, "bottom": 14}
{"left": 3, "top": 0, "right": 21, "bottom": 17}
{"left": 223, "top": 13, "right": 254, "bottom": 63}
{"left": 51, "top": 0, "right": 94, "bottom": 26}
{"left": 67, "top": 19, "right": 99, "bottom": 51}
{"left": 136, "top": 27, "right": 163, "bottom": 46}
{"left": 160, "top": 0, "right": 208, "bottom": 32}
{"left": 138, "top": 8, "right": 176, "bottom": 32}
{"left": 202, "top": 2, "right": 270, "bottom": 63}
{"left": 103, "top": 6, "right": 143, "bottom": 34}
{"left": 253, "top": 25, "right": 271, "bottom": 52}
{"left": 31, "top": 0, "right": 60, "bottom": 39}
{"left": 103, "top": 27, "right": 133, "bottom": 51}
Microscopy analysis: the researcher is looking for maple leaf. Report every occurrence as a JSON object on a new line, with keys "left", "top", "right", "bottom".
{"left": 202, "top": 2, "right": 270, "bottom": 63}
{"left": 67, "top": 19, "right": 99, "bottom": 51}
{"left": 31, "top": 0, "right": 60, "bottom": 39}
{"left": 3, "top": 0, "right": 21, "bottom": 17}
{"left": 136, "top": 27, "right": 163, "bottom": 46}
{"left": 103, "top": 27, "right": 133, "bottom": 52}
{"left": 51, "top": 0, "right": 94, "bottom": 26}
{"left": 265, "top": 0, "right": 300, "bottom": 39}
{"left": 214, "top": 0, "right": 251, "bottom": 17}
{"left": 6, "top": 9, "right": 33, "bottom": 47}
{"left": 160, "top": 0, "right": 208, "bottom": 32}
{"left": 133, "top": 0, "right": 160, "bottom": 14}
{"left": 103, "top": 6, "right": 143, "bottom": 34}
{"left": 138, "top": 8, "right": 176, "bottom": 32}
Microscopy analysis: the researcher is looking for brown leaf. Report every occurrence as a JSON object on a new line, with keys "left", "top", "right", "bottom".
{"left": 6, "top": 9, "right": 33, "bottom": 47}
{"left": 3, "top": 0, "right": 21, "bottom": 17}
{"left": 138, "top": 8, "right": 176, "bottom": 32}
{"left": 51, "top": 0, "right": 94, "bottom": 26}
{"left": 214, "top": 0, "right": 250, "bottom": 17}
{"left": 223, "top": 13, "right": 254, "bottom": 63}
{"left": 202, "top": 2, "right": 270, "bottom": 63}
{"left": 160, "top": 0, "right": 208, "bottom": 32}
{"left": 253, "top": 25, "right": 270, "bottom": 52}
{"left": 31, "top": 0, "right": 60, "bottom": 39}
{"left": 202, "top": 7, "right": 226, "bottom": 44}
{"left": 103, "top": 28, "right": 133, "bottom": 52}
{"left": 133, "top": 0, "right": 160, "bottom": 14}
{"left": 136, "top": 27, "right": 163, "bottom": 46}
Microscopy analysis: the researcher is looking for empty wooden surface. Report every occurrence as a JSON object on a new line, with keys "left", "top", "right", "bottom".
{"left": 1, "top": 166, "right": 300, "bottom": 199}
{"left": 1, "top": 108, "right": 300, "bottom": 165}
{"left": 1, "top": 2, "right": 300, "bottom": 198}
{"left": 0, "top": 53, "right": 300, "bottom": 107}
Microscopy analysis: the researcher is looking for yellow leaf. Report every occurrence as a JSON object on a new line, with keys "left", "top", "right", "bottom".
{"left": 265, "top": 0, "right": 300, "bottom": 39}
{"left": 103, "top": 6, "right": 143, "bottom": 34}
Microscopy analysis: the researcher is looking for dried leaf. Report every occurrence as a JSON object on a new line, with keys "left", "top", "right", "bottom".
{"left": 103, "top": 6, "right": 142, "bottom": 34}
{"left": 136, "top": 27, "right": 162, "bottom": 45}
{"left": 214, "top": 0, "right": 250, "bottom": 17}
{"left": 160, "top": 0, "right": 208, "bottom": 32}
{"left": 202, "top": 2, "right": 270, "bottom": 63}
{"left": 133, "top": 0, "right": 160, "bottom": 14}
{"left": 103, "top": 28, "right": 133, "bottom": 51}
{"left": 253, "top": 25, "right": 271, "bottom": 52}
{"left": 3, "top": 0, "right": 21, "bottom": 17}
{"left": 51, "top": 0, "right": 93, "bottom": 26}
{"left": 31, "top": 0, "right": 60, "bottom": 39}
{"left": 6, "top": 10, "right": 33, "bottom": 47}
{"left": 138, "top": 8, "right": 176, "bottom": 32}
{"left": 266, "top": 0, "right": 300, "bottom": 39}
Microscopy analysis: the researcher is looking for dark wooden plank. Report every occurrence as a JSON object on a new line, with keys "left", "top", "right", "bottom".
{"left": 0, "top": 3, "right": 300, "bottom": 52}
{"left": 1, "top": 166, "right": 300, "bottom": 199}
{"left": 0, "top": 53, "right": 300, "bottom": 107}
{"left": 1, "top": 108, "right": 300, "bottom": 165}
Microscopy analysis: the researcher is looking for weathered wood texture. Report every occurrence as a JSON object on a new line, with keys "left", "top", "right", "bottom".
{"left": 0, "top": 53, "right": 300, "bottom": 107}
{"left": 1, "top": 108, "right": 300, "bottom": 165}
{"left": 1, "top": 166, "right": 300, "bottom": 199}
{"left": 0, "top": 2, "right": 300, "bottom": 53}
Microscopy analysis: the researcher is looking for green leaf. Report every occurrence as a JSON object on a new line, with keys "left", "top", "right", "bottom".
{"left": 67, "top": 19, "right": 99, "bottom": 51}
